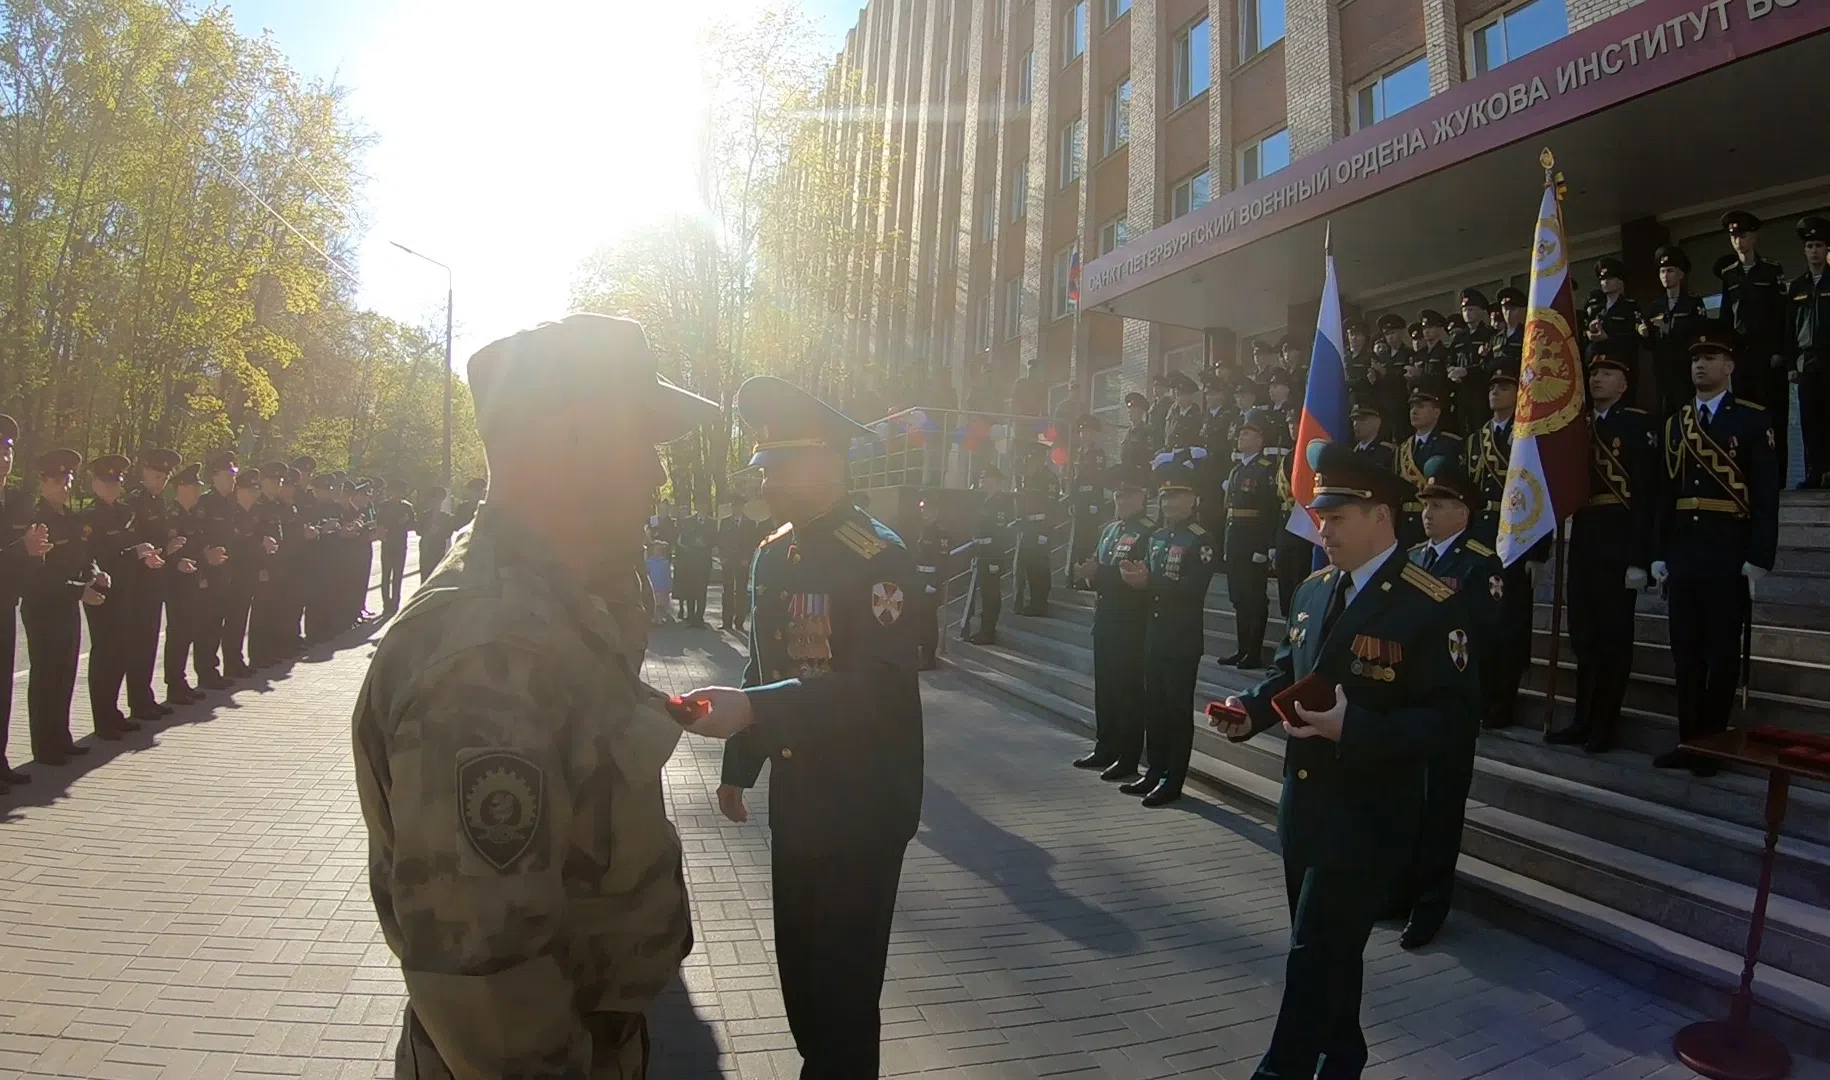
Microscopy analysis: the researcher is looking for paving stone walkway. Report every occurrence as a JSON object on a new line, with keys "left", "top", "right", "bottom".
{"left": 4, "top": 578, "right": 1823, "bottom": 1079}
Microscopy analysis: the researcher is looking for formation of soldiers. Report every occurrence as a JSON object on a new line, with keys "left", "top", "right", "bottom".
{"left": 645, "top": 507, "right": 770, "bottom": 631}
{"left": 0, "top": 433, "right": 464, "bottom": 789}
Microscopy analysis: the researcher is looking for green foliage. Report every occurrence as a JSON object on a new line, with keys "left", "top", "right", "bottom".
{"left": 0, "top": 0, "right": 472, "bottom": 494}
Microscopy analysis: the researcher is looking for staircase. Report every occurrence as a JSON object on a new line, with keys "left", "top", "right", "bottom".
{"left": 937, "top": 490, "right": 1830, "bottom": 1059}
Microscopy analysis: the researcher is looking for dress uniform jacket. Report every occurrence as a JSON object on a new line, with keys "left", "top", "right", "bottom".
{"left": 1719, "top": 256, "right": 1794, "bottom": 446}
{"left": 1089, "top": 513, "right": 1154, "bottom": 767}
{"left": 353, "top": 506, "right": 692, "bottom": 1079}
{"left": 1447, "top": 329, "right": 1501, "bottom": 430}
{"left": 720, "top": 505, "right": 924, "bottom": 856}
{"left": 79, "top": 498, "right": 139, "bottom": 723}
{"left": 1120, "top": 423, "right": 1154, "bottom": 469}
{"left": 1138, "top": 517, "right": 1218, "bottom": 793}
{"left": 1394, "top": 430, "right": 1462, "bottom": 546}
{"left": 1162, "top": 404, "right": 1207, "bottom": 451}
{"left": 1064, "top": 446, "right": 1107, "bottom": 569}
{"left": 1225, "top": 455, "right": 1279, "bottom": 662}
{"left": 1233, "top": 550, "right": 1477, "bottom": 1079}
{"left": 0, "top": 484, "right": 31, "bottom": 769}
{"left": 1790, "top": 268, "right": 1830, "bottom": 483}
{"left": 1350, "top": 440, "right": 1396, "bottom": 471}
{"left": 1645, "top": 291, "right": 1711, "bottom": 410}
{"left": 1468, "top": 419, "right": 1513, "bottom": 542}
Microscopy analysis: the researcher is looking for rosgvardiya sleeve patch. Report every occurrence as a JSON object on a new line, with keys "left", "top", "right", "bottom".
{"left": 456, "top": 749, "right": 547, "bottom": 871}
{"left": 871, "top": 581, "right": 905, "bottom": 625}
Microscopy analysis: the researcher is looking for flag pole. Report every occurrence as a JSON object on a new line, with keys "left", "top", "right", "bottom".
{"left": 1543, "top": 521, "right": 1567, "bottom": 735}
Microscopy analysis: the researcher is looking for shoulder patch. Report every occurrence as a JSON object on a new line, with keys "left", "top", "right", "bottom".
{"left": 1464, "top": 538, "right": 1496, "bottom": 558}
{"left": 764, "top": 522, "right": 794, "bottom": 544}
{"left": 833, "top": 519, "right": 888, "bottom": 560}
{"left": 1401, "top": 563, "right": 1455, "bottom": 602}
{"left": 1409, "top": 541, "right": 1428, "bottom": 552}
{"left": 457, "top": 749, "right": 547, "bottom": 872}
{"left": 1303, "top": 566, "right": 1332, "bottom": 584}
{"left": 1622, "top": 407, "right": 1647, "bottom": 414}
{"left": 1187, "top": 523, "right": 1209, "bottom": 536}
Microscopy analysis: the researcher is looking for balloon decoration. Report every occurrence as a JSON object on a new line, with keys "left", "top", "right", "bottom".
{"left": 1050, "top": 445, "right": 1070, "bottom": 467}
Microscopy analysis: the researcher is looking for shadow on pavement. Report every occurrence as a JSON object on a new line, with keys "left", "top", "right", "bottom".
{"left": 647, "top": 973, "right": 727, "bottom": 1079}
{"left": 645, "top": 626, "right": 749, "bottom": 665}
{"left": 916, "top": 778, "right": 1142, "bottom": 955}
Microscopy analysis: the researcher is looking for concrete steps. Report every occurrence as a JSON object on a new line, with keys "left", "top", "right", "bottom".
{"left": 939, "top": 646, "right": 1830, "bottom": 1055}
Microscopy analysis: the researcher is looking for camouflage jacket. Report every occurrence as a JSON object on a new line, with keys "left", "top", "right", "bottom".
{"left": 352, "top": 505, "right": 692, "bottom": 1079}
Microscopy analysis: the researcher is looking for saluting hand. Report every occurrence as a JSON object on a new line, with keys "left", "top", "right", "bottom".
{"left": 23, "top": 523, "right": 50, "bottom": 558}
{"left": 1118, "top": 559, "right": 1148, "bottom": 588}
{"left": 716, "top": 784, "right": 749, "bottom": 824}
{"left": 1288, "top": 684, "right": 1348, "bottom": 741}
{"left": 679, "top": 686, "right": 754, "bottom": 739}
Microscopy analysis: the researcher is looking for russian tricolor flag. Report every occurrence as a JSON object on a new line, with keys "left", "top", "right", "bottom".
{"left": 1286, "top": 228, "right": 1349, "bottom": 556}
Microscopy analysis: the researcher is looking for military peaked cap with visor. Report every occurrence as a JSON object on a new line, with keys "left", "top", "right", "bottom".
{"left": 1306, "top": 440, "right": 1411, "bottom": 512}
{"left": 737, "top": 376, "right": 874, "bottom": 467}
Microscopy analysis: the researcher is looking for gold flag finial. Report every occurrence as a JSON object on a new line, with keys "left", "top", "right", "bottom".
{"left": 1539, "top": 147, "right": 1555, "bottom": 170}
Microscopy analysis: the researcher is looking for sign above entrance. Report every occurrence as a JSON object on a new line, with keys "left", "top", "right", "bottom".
{"left": 1081, "top": 0, "right": 1828, "bottom": 309}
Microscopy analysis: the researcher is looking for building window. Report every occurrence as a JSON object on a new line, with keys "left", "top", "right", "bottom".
{"left": 1240, "top": 0, "right": 1285, "bottom": 57}
{"left": 1102, "top": 78, "right": 1131, "bottom": 157}
{"left": 976, "top": 298, "right": 993, "bottom": 349}
{"left": 1238, "top": 128, "right": 1290, "bottom": 185}
{"left": 1468, "top": 0, "right": 1568, "bottom": 76}
{"left": 1062, "top": 0, "right": 1087, "bottom": 65}
{"left": 1017, "top": 49, "right": 1034, "bottom": 105}
{"left": 991, "top": 0, "right": 1005, "bottom": 32}
{"left": 1172, "top": 168, "right": 1211, "bottom": 219}
{"left": 1091, "top": 367, "right": 1122, "bottom": 412}
{"left": 1351, "top": 55, "right": 1431, "bottom": 130}
{"left": 1004, "top": 277, "right": 1025, "bottom": 340}
{"left": 1104, "top": 0, "right": 1131, "bottom": 24}
{"left": 1052, "top": 246, "right": 1077, "bottom": 318}
{"left": 981, "top": 195, "right": 997, "bottom": 242}
{"left": 1059, "top": 117, "right": 1084, "bottom": 188}
{"left": 1009, "top": 158, "right": 1028, "bottom": 220}
{"left": 1172, "top": 17, "right": 1210, "bottom": 108}
{"left": 1098, "top": 214, "right": 1129, "bottom": 254}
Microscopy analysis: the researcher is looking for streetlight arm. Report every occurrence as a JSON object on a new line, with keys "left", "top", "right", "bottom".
{"left": 390, "top": 239, "right": 455, "bottom": 492}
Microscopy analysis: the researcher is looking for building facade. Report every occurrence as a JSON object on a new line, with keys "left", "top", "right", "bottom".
{"left": 811, "top": 0, "right": 1828, "bottom": 429}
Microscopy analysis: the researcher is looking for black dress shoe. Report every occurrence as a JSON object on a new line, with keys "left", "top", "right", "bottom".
{"left": 1583, "top": 735, "right": 1615, "bottom": 754}
{"left": 223, "top": 664, "right": 253, "bottom": 678}
{"left": 1100, "top": 762, "right": 1139, "bottom": 782}
{"left": 1401, "top": 921, "right": 1442, "bottom": 949}
{"left": 1652, "top": 749, "right": 1692, "bottom": 769}
{"left": 94, "top": 724, "right": 125, "bottom": 741}
{"left": 1236, "top": 655, "right": 1265, "bottom": 670}
{"left": 1690, "top": 760, "right": 1721, "bottom": 778}
{"left": 967, "top": 632, "right": 997, "bottom": 646}
{"left": 153, "top": 701, "right": 174, "bottom": 715}
{"left": 1117, "top": 776, "right": 1158, "bottom": 796}
{"left": 34, "top": 751, "right": 68, "bottom": 766}
{"left": 0, "top": 763, "right": 27, "bottom": 784}
{"left": 1073, "top": 752, "right": 1114, "bottom": 770}
{"left": 199, "top": 674, "right": 233, "bottom": 690}
{"left": 63, "top": 744, "right": 90, "bottom": 757}
{"left": 1141, "top": 781, "right": 1182, "bottom": 808}
{"left": 1216, "top": 651, "right": 1245, "bottom": 666}
{"left": 1544, "top": 725, "right": 1588, "bottom": 746}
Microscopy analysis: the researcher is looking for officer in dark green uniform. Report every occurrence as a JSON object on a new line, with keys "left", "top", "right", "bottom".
{"left": 1547, "top": 345, "right": 1657, "bottom": 752}
{"left": 0, "top": 416, "right": 52, "bottom": 788}
{"left": 125, "top": 449, "right": 180, "bottom": 722}
{"left": 1221, "top": 414, "right": 1279, "bottom": 669}
{"left": 1120, "top": 392, "right": 1153, "bottom": 470}
{"left": 1063, "top": 414, "right": 1107, "bottom": 587}
{"left": 80, "top": 454, "right": 148, "bottom": 736}
{"left": 1348, "top": 401, "right": 1394, "bottom": 470}
{"left": 1386, "top": 456, "right": 1500, "bottom": 950}
{"left": 1651, "top": 327, "right": 1781, "bottom": 777}
{"left": 964, "top": 467, "right": 1013, "bottom": 644}
{"left": 1393, "top": 381, "right": 1462, "bottom": 549}
{"left": 1072, "top": 467, "right": 1153, "bottom": 779}
{"left": 1117, "top": 449, "right": 1219, "bottom": 808}
{"left": 681, "top": 375, "right": 923, "bottom": 1080}
{"left": 1212, "top": 440, "right": 1478, "bottom": 1080}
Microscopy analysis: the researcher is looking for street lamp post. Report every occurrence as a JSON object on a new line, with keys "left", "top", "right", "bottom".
{"left": 388, "top": 241, "right": 453, "bottom": 491}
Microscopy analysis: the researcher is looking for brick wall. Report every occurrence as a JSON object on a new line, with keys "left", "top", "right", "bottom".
{"left": 1566, "top": 0, "right": 1644, "bottom": 31}
{"left": 1283, "top": 0, "right": 1345, "bottom": 158}
{"left": 1120, "top": 0, "right": 1162, "bottom": 399}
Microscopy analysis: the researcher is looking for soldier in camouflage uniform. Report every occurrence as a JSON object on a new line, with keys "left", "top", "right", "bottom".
{"left": 352, "top": 313, "right": 718, "bottom": 1079}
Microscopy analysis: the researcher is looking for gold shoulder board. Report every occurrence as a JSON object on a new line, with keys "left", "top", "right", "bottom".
{"left": 1303, "top": 566, "right": 1332, "bottom": 584}
{"left": 1465, "top": 539, "right": 1496, "bottom": 558}
{"left": 1740, "top": 399, "right": 1767, "bottom": 411}
{"left": 833, "top": 519, "right": 887, "bottom": 560}
{"left": 1623, "top": 407, "right": 1647, "bottom": 415}
{"left": 764, "top": 522, "right": 794, "bottom": 544}
{"left": 1401, "top": 563, "right": 1455, "bottom": 602}
{"left": 1442, "top": 432, "right": 1464, "bottom": 442}
{"left": 1408, "top": 541, "right": 1429, "bottom": 552}
{"left": 1187, "top": 523, "right": 1209, "bottom": 536}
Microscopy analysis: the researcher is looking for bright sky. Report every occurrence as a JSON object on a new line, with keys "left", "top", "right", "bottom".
{"left": 225, "top": 0, "right": 858, "bottom": 368}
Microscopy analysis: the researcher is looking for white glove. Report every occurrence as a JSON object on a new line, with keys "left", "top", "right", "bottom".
{"left": 1743, "top": 562, "right": 1768, "bottom": 585}
{"left": 1266, "top": 550, "right": 1278, "bottom": 567}
{"left": 1624, "top": 567, "right": 1648, "bottom": 591}
{"left": 1036, "top": 535, "right": 1048, "bottom": 543}
{"left": 924, "top": 585, "right": 937, "bottom": 595}
{"left": 1251, "top": 552, "right": 1268, "bottom": 564}
{"left": 1222, "top": 479, "right": 1232, "bottom": 493}
{"left": 1650, "top": 561, "right": 1669, "bottom": 585}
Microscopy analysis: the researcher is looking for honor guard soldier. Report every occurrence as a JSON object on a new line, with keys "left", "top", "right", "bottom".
{"left": 1211, "top": 441, "right": 1478, "bottom": 1080}
{"left": 1221, "top": 414, "right": 1279, "bottom": 668}
{"left": 1349, "top": 401, "right": 1395, "bottom": 469}
{"left": 1387, "top": 456, "right": 1501, "bottom": 950}
{"left": 1467, "top": 368, "right": 1536, "bottom": 727}
{"left": 1072, "top": 467, "right": 1155, "bottom": 780}
{"left": 0, "top": 417, "right": 51, "bottom": 787}
{"left": 81, "top": 454, "right": 154, "bottom": 737}
{"left": 1413, "top": 310, "right": 1455, "bottom": 413}
{"left": 1115, "top": 450, "right": 1219, "bottom": 808}
{"left": 1198, "top": 374, "right": 1240, "bottom": 535}
{"left": 1450, "top": 289, "right": 1501, "bottom": 426}
{"left": 1547, "top": 345, "right": 1658, "bottom": 753}
{"left": 679, "top": 375, "right": 923, "bottom": 1080}
{"left": 912, "top": 493, "right": 950, "bottom": 669}
{"left": 1790, "top": 217, "right": 1830, "bottom": 487}
{"left": 1394, "top": 380, "right": 1462, "bottom": 549}
{"left": 1012, "top": 447, "right": 1057, "bottom": 616}
{"left": 125, "top": 449, "right": 181, "bottom": 721}
{"left": 1064, "top": 414, "right": 1108, "bottom": 585}
{"left": 1495, "top": 288, "right": 1528, "bottom": 376}
{"left": 1265, "top": 368, "right": 1300, "bottom": 441}
{"left": 355, "top": 313, "right": 712, "bottom": 1077}
{"left": 247, "top": 464, "right": 297, "bottom": 667}
{"left": 963, "top": 466, "right": 1014, "bottom": 644}
{"left": 1716, "top": 211, "right": 1794, "bottom": 471}
{"left": 1371, "top": 314, "right": 1415, "bottom": 436}
{"left": 417, "top": 485, "right": 453, "bottom": 580}
{"left": 1120, "top": 392, "right": 1154, "bottom": 469}
{"left": 1162, "top": 372, "right": 1207, "bottom": 451}
{"left": 1651, "top": 327, "right": 1781, "bottom": 776}
{"left": 161, "top": 465, "right": 208, "bottom": 704}
{"left": 1641, "top": 246, "right": 1710, "bottom": 415}
{"left": 24, "top": 449, "right": 103, "bottom": 764}
{"left": 1584, "top": 258, "right": 1644, "bottom": 385}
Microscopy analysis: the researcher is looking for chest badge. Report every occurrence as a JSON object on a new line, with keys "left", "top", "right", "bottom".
{"left": 870, "top": 582, "right": 905, "bottom": 626}
{"left": 786, "top": 593, "right": 833, "bottom": 661}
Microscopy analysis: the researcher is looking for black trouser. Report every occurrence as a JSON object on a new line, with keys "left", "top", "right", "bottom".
{"left": 914, "top": 573, "right": 943, "bottom": 667}
{"left": 380, "top": 541, "right": 407, "bottom": 612}
{"left": 1092, "top": 623, "right": 1147, "bottom": 768}
{"left": 303, "top": 548, "right": 334, "bottom": 642}
{"left": 1800, "top": 351, "right": 1829, "bottom": 485}
{"left": 419, "top": 535, "right": 448, "bottom": 581}
{"left": 680, "top": 564, "right": 711, "bottom": 623}
{"left": 721, "top": 566, "right": 741, "bottom": 627}
{"left": 249, "top": 572, "right": 285, "bottom": 665}
{"left": 1389, "top": 719, "right": 1477, "bottom": 935}
{"left": 1486, "top": 560, "right": 1535, "bottom": 727}
{"left": 22, "top": 590, "right": 82, "bottom": 757}
{"left": 968, "top": 558, "right": 1003, "bottom": 637}
{"left": 773, "top": 845, "right": 905, "bottom": 1079}
{"left": 356, "top": 539, "right": 375, "bottom": 616}
{"left": 221, "top": 581, "right": 256, "bottom": 672}
{"left": 1254, "top": 862, "right": 1390, "bottom": 1079}
{"left": 0, "top": 602, "right": 16, "bottom": 767}
{"left": 1228, "top": 555, "right": 1271, "bottom": 662}
{"left": 1735, "top": 351, "right": 1791, "bottom": 477}
{"left": 126, "top": 576, "right": 165, "bottom": 716}
{"left": 1141, "top": 650, "right": 1201, "bottom": 792}
{"left": 193, "top": 577, "right": 227, "bottom": 679}
{"left": 1018, "top": 547, "right": 1050, "bottom": 614}
{"left": 164, "top": 582, "right": 198, "bottom": 691}
{"left": 1566, "top": 554, "right": 1636, "bottom": 744}
{"left": 1067, "top": 516, "right": 1100, "bottom": 586}
{"left": 83, "top": 589, "right": 133, "bottom": 726}
{"left": 1275, "top": 533, "right": 1312, "bottom": 621}
{"left": 1668, "top": 573, "right": 1745, "bottom": 745}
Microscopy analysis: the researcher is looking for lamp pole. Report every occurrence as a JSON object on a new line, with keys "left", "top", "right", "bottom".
{"left": 388, "top": 241, "right": 453, "bottom": 491}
